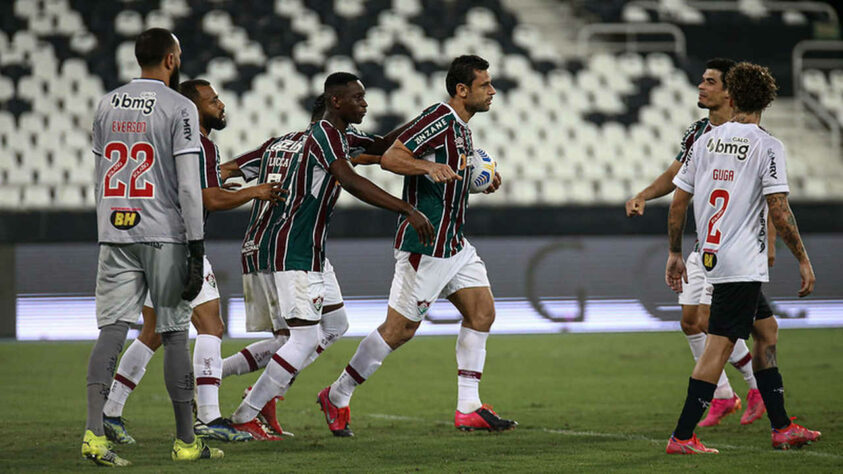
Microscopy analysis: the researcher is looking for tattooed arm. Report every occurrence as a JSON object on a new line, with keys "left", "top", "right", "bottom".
{"left": 665, "top": 188, "right": 692, "bottom": 293}
{"left": 765, "top": 192, "right": 815, "bottom": 297}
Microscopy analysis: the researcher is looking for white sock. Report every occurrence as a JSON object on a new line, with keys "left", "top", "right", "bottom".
{"left": 103, "top": 339, "right": 155, "bottom": 417}
{"left": 456, "top": 326, "right": 488, "bottom": 414}
{"left": 300, "top": 307, "right": 350, "bottom": 371}
{"left": 685, "top": 332, "right": 706, "bottom": 361}
{"left": 222, "top": 334, "right": 288, "bottom": 378}
{"left": 728, "top": 339, "right": 757, "bottom": 390}
{"left": 329, "top": 330, "right": 392, "bottom": 408}
{"left": 194, "top": 334, "right": 222, "bottom": 423}
{"left": 231, "top": 325, "right": 319, "bottom": 424}
{"left": 714, "top": 370, "right": 734, "bottom": 399}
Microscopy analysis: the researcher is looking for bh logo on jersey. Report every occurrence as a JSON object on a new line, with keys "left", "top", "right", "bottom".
{"left": 702, "top": 251, "right": 718, "bottom": 271}
{"left": 417, "top": 300, "right": 431, "bottom": 317}
{"left": 110, "top": 209, "right": 141, "bottom": 230}
{"left": 706, "top": 137, "right": 749, "bottom": 161}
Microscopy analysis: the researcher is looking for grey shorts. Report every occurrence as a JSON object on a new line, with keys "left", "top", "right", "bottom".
{"left": 95, "top": 242, "right": 191, "bottom": 333}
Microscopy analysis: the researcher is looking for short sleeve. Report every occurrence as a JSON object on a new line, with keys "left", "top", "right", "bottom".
{"left": 675, "top": 120, "right": 702, "bottom": 163}
{"left": 346, "top": 126, "right": 378, "bottom": 157}
{"left": 92, "top": 98, "right": 104, "bottom": 155}
{"left": 235, "top": 138, "right": 275, "bottom": 181}
{"left": 172, "top": 100, "right": 201, "bottom": 156}
{"left": 761, "top": 139, "right": 789, "bottom": 195}
{"left": 673, "top": 139, "right": 699, "bottom": 194}
{"left": 310, "top": 121, "right": 348, "bottom": 169}
{"left": 396, "top": 106, "right": 452, "bottom": 157}
{"left": 198, "top": 138, "right": 222, "bottom": 189}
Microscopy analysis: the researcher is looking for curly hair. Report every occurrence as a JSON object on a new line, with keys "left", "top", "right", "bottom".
{"left": 724, "top": 62, "right": 778, "bottom": 113}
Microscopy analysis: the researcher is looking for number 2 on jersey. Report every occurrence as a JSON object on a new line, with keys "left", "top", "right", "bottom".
{"left": 705, "top": 189, "right": 730, "bottom": 245}
{"left": 103, "top": 141, "right": 155, "bottom": 198}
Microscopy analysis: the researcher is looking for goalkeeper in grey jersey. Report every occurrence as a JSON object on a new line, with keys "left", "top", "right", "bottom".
{"left": 82, "top": 28, "right": 220, "bottom": 465}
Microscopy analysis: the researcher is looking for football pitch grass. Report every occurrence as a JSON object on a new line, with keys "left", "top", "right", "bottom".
{"left": 1, "top": 329, "right": 841, "bottom": 472}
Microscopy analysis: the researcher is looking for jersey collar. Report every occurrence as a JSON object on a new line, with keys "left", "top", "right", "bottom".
{"left": 441, "top": 102, "right": 468, "bottom": 127}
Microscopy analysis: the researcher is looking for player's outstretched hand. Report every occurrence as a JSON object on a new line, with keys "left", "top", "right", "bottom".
{"left": 426, "top": 163, "right": 461, "bottom": 183}
{"left": 182, "top": 240, "right": 205, "bottom": 301}
{"left": 483, "top": 171, "right": 502, "bottom": 194}
{"left": 665, "top": 252, "right": 687, "bottom": 293}
{"left": 625, "top": 195, "right": 645, "bottom": 216}
{"left": 253, "top": 183, "right": 288, "bottom": 203}
{"left": 797, "top": 260, "right": 815, "bottom": 297}
{"left": 407, "top": 208, "right": 435, "bottom": 246}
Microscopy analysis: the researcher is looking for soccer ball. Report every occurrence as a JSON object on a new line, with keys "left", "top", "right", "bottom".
{"left": 469, "top": 148, "right": 496, "bottom": 194}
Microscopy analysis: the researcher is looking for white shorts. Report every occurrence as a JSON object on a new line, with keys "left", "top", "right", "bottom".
{"left": 242, "top": 259, "right": 343, "bottom": 332}
{"left": 678, "top": 251, "right": 713, "bottom": 306}
{"left": 143, "top": 255, "right": 219, "bottom": 309}
{"left": 388, "top": 239, "right": 490, "bottom": 322}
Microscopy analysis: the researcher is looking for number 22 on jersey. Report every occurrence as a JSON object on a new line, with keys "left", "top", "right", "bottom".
{"left": 103, "top": 140, "right": 155, "bottom": 198}
{"left": 705, "top": 189, "right": 730, "bottom": 245}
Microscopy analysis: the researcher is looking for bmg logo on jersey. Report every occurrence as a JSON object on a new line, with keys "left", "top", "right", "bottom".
{"left": 110, "top": 209, "right": 141, "bottom": 230}
{"left": 110, "top": 92, "right": 156, "bottom": 115}
{"left": 706, "top": 137, "right": 750, "bottom": 161}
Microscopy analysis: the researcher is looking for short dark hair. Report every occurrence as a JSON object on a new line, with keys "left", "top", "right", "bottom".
{"left": 310, "top": 93, "right": 326, "bottom": 122}
{"left": 135, "top": 28, "right": 177, "bottom": 68}
{"left": 725, "top": 62, "right": 778, "bottom": 113}
{"left": 324, "top": 72, "right": 360, "bottom": 94}
{"left": 446, "top": 55, "right": 489, "bottom": 97}
{"left": 705, "top": 58, "right": 736, "bottom": 89}
{"left": 179, "top": 79, "right": 210, "bottom": 104}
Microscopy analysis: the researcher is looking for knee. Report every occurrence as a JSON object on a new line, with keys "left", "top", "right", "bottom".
{"left": 467, "top": 305, "right": 495, "bottom": 332}
{"left": 137, "top": 328, "right": 162, "bottom": 350}
{"left": 379, "top": 320, "right": 417, "bottom": 348}
{"left": 679, "top": 319, "right": 698, "bottom": 335}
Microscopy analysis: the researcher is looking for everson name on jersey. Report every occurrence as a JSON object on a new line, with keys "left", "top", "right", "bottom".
{"left": 110, "top": 92, "right": 156, "bottom": 115}
{"left": 706, "top": 136, "right": 750, "bottom": 160}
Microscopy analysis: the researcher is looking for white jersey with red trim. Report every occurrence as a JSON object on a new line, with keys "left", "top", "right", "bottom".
{"left": 673, "top": 122, "right": 789, "bottom": 283}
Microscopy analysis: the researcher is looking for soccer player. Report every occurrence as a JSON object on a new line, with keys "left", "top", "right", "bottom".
{"left": 214, "top": 94, "right": 402, "bottom": 438}
{"left": 100, "top": 79, "right": 284, "bottom": 444}
{"left": 227, "top": 72, "right": 442, "bottom": 439}
{"left": 83, "top": 28, "right": 221, "bottom": 465}
{"left": 626, "top": 58, "right": 768, "bottom": 426}
{"left": 316, "top": 55, "right": 514, "bottom": 438}
{"left": 664, "top": 62, "right": 820, "bottom": 454}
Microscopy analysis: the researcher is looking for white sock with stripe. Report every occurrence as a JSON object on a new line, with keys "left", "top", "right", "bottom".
{"left": 103, "top": 339, "right": 155, "bottom": 418}
{"left": 456, "top": 326, "right": 488, "bottom": 414}
{"left": 194, "top": 334, "right": 222, "bottom": 423}
{"left": 222, "top": 334, "right": 288, "bottom": 378}
{"left": 329, "top": 330, "right": 392, "bottom": 408}
{"left": 728, "top": 339, "right": 758, "bottom": 390}
{"left": 685, "top": 332, "right": 706, "bottom": 361}
{"left": 232, "top": 325, "right": 318, "bottom": 424}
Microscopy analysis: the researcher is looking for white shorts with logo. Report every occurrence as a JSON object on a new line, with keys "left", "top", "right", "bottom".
{"left": 388, "top": 239, "right": 490, "bottom": 322}
{"left": 242, "top": 259, "right": 343, "bottom": 332}
{"left": 143, "top": 255, "right": 219, "bottom": 309}
{"left": 678, "top": 251, "right": 713, "bottom": 306}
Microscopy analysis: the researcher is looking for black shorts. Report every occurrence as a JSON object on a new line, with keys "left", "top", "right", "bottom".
{"left": 708, "top": 282, "right": 771, "bottom": 340}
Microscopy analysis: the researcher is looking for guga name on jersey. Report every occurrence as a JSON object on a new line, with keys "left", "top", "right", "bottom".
{"left": 110, "top": 92, "right": 156, "bottom": 115}
{"left": 706, "top": 136, "right": 749, "bottom": 161}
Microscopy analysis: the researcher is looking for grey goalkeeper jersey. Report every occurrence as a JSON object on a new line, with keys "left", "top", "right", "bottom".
{"left": 92, "top": 78, "right": 203, "bottom": 243}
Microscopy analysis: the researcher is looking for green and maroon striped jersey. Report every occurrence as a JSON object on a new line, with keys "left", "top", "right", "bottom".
{"left": 198, "top": 134, "right": 221, "bottom": 225}
{"left": 675, "top": 117, "right": 712, "bottom": 163}
{"left": 394, "top": 103, "right": 473, "bottom": 258}
{"left": 239, "top": 120, "right": 350, "bottom": 273}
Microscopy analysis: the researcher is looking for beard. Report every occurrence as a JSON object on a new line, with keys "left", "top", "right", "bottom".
{"left": 169, "top": 65, "right": 181, "bottom": 91}
{"left": 207, "top": 114, "right": 227, "bottom": 131}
